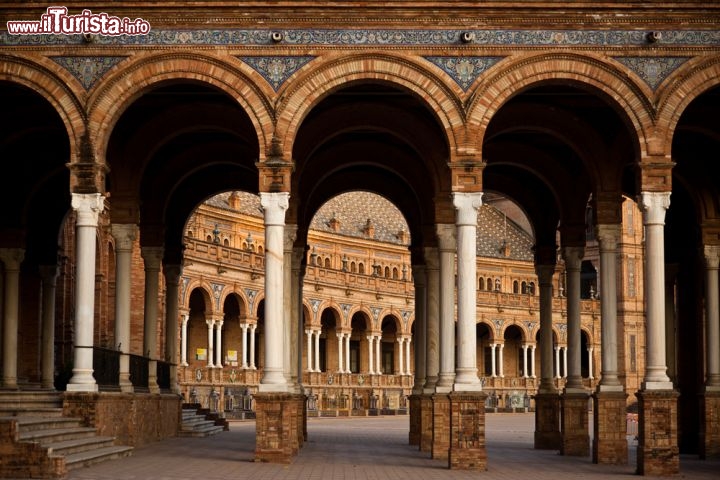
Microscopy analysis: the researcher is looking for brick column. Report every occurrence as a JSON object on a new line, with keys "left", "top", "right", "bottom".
{"left": 593, "top": 391, "right": 629, "bottom": 464}
{"left": 254, "top": 392, "right": 304, "bottom": 463}
{"left": 431, "top": 393, "right": 450, "bottom": 460}
{"left": 420, "top": 394, "right": 433, "bottom": 452}
{"left": 700, "top": 391, "right": 720, "bottom": 459}
{"left": 560, "top": 392, "right": 590, "bottom": 456}
{"left": 448, "top": 392, "right": 488, "bottom": 470}
{"left": 636, "top": 390, "right": 680, "bottom": 475}
{"left": 534, "top": 392, "right": 561, "bottom": 449}
{"left": 409, "top": 394, "right": 422, "bottom": 446}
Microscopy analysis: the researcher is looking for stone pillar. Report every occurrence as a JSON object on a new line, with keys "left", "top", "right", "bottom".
{"left": 498, "top": 344, "right": 505, "bottom": 378}
{"left": 448, "top": 392, "right": 488, "bottom": 470}
{"left": 398, "top": 338, "right": 405, "bottom": 375}
{"left": 562, "top": 246, "right": 585, "bottom": 390}
{"left": 637, "top": 191, "right": 678, "bottom": 475}
{"left": 337, "top": 333, "right": 344, "bottom": 373}
{"left": 405, "top": 337, "right": 412, "bottom": 376}
{"left": 595, "top": 224, "right": 623, "bottom": 387}
{"left": 164, "top": 264, "right": 182, "bottom": 393}
{"left": 375, "top": 335, "right": 382, "bottom": 374}
{"left": 283, "top": 225, "right": 297, "bottom": 385}
{"left": 111, "top": 225, "right": 136, "bottom": 392}
{"left": 535, "top": 263, "right": 561, "bottom": 450}
{"left": 249, "top": 323, "right": 257, "bottom": 369}
{"left": 345, "top": 333, "right": 351, "bottom": 374}
{"left": 206, "top": 318, "right": 215, "bottom": 368}
{"left": 254, "top": 392, "right": 304, "bottom": 463}
{"left": 490, "top": 344, "right": 497, "bottom": 378}
{"left": 39, "top": 265, "right": 59, "bottom": 390}
{"left": 587, "top": 347, "right": 594, "bottom": 380}
{"left": 420, "top": 393, "right": 434, "bottom": 452}
{"left": 0, "top": 248, "right": 24, "bottom": 389}
{"left": 142, "top": 246, "right": 163, "bottom": 394}
{"left": 67, "top": 193, "right": 104, "bottom": 392}
{"left": 555, "top": 346, "right": 561, "bottom": 379}
{"left": 259, "top": 192, "right": 290, "bottom": 391}
{"left": 313, "top": 330, "right": 321, "bottom": 372}
{"left": 367, "top": 335, "right": 375, "bottom": 374}
{"left": 530, "top": 345, "right": 536, "bottom": 378}
{"left": 701, "top": 245, "right": 720, "bottom": 459}
{"left": 436, "top": 224, "right": 456, "bottom": 391}
{"left": 412, "top": 264, "right": 426, "bottom": 390}
{"left": 181, "top": 314, "right": 189, "bottom": 367}
{"left": 215, "top": 320, "right": 224, "bottom": 368}
{"left": 306, "top": 330, "right": 314, "bottom": 372}
{"left": 424, "top": 247, "right": 440, "bottom": 391}
{"left": 452, "top": 192, "right": 483, "bottom": 389}
{"left": 522, "top": 344, "right": 529, "bottom": 378}
{"left": 241, "top": 323, "right": 249, "bottom": 369}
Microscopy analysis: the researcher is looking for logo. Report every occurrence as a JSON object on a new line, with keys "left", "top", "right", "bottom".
{"left": 7, "top": 6, "right": 151, "bottom": 36}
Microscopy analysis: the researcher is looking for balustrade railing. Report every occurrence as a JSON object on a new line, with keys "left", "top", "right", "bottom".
{"left": 92, "top": 347, "right": 120, "bottom": 390}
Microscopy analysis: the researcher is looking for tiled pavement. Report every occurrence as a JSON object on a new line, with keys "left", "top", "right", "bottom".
{"left": 66, "top": 414, "right": 720, "bottom": 480}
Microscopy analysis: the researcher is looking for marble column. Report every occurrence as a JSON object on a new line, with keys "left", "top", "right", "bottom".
{"left": 291, "top": 245, "right": 304, "bottom": 389}
{"left": 313, "top": 329, "right": 321, "bottom": 372}
{"left": 249, "top": 323, "right": 257, "bottom": 369}
{"left": 375, "top": 335, "right": 382, "bottom": 374}
{"left": 39, "top": 265, "right": 59, "bottom": 390}
{"left": 405, "top": 337, "right": 412, "bottom": 376}
{"left": 490, "top": 344, "right": 497, "bottom": 378}
{"left": 368, "top": 335, "right": 375, "bottom": 374}
{"left": 0, "top": 248, "right": 24, "bottom": 389}
{"left": 522, "top": 344, "right": 529, "bottom": 378}
{"left": 259, "top": 192, "right": 290, "bottom": 391}
{"left": 498, "top": 343, "right": 505, "bottom": 378}
{"left": 555, "top": 346, "right": 561, "bottom": 379}
{"left": 345, "top": 333, "right": 351, "bottom": 374}
{"left": 142, "top": 246, "right": 163, "bottom": 394}
{"left": 562, "top": 246, "right": 585, "bottom": 391}
{"left": 412, "top": 264, "right": 427, "bottom": 392}
{"left": 704, "top": 245, "right": 720, "bottom": 389}
{"left": 67, "top": 193, "right": 104, "bottom": 392}
{"left": 398, "top": 338, "right": 405, "bottom": 375}
{"left": 337, "top": 333, "right": 344, "bottom": 373}
{"left": 163, "top": 264, "right": 182, "bottom": 393}
{"left": 283, "top": 225, "right": 297, "bottom": 385}
{"left": 587, "top": 347, "right": 594, "bottom": 380}
{"left": 536, "top": 265, "right": 557, "bottom": 392}
{"left": 215, "top": 320, "right": 224, "bottom": 368}
{"left": 452, "top": 192, "right": 483, "bottom": 390}
{"left": 111, "top": 224, "right": 136, "bottom": 393}
{"left": 562, "top": 347, "right": 568, "bottom": 379}
{"left": 596, "top": 225, "right": 622, "bottom": 390}
{"left": 530, "top": 345, "right": 537, "bottom": 378}
{"left": 436, "top": 224, "right": 456, "bottom": 391}
{"left": 206, "top": 318, "right": 215, "bottom": 368}
{"left": 424, "top": 247, "right": 440, "bottom": 392}
{"left": 181, "top": 314, "right": 189, "bottom": 367}
{"left": 306, "top": 330, "right": 314, "bottom": 372}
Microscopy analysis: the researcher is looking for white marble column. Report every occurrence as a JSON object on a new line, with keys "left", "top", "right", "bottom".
{"left": 596, "top": 225, "right": 623, "bottom": 391}
{"left": 704, "top": 245, "right": 720, "bottom": 389}
{"left": 498, "top": 343, "right": 505, "bottom": 378}
{"left": 412, "top": 264, "right": 426, "bottom": 392}
{"left": 345, "top": 333, "right": 351, "bottom": 374}
{"left": 240, "top": 323, "right": 249, "bottom": 368}
{"left": 314, "top": 329, "right": 321, "bottom": 372}
{"left": 291, "top": 245, "right": 305, "bottom": 388}
{"left": 405, "top": 337, "right": 412, "bottom": 376}
{"left": 587, "top": 347, "right": 594, "bottom": 380}
{"left": 163, "top": 264, "right": 182, "bottom": 393}
{"left": 424, "top": 247, "right": 440, "bottom": 391}
{"left": 639, "top": 192, "right": 674, "bottom": 389}
{"left": 530, "top": 345, "right": 537, "bottom": 378}
{"left": 436, "top": 224, "right": 456, "bottom": 391}
{"left": 206, "top": 318, "right": 215, "bottom": 368}
{"left": 259, "top": 192, "right": 290, "bottom": 391}
{"left": 562, "top": 347, "right": 568, "bottom": 379}
{"left": 490, "top": 343, "right": 497, "bottom": 378}
{"left": 142, "top": 246, "right": 163, "bottom": 394}
{"left": 453, "top": 192, "right": 483, "bottom": 390}
{"left": 111, "top": 224, "right": 136, "bottom": 392}
{"left": 536, "top": 264, "right": 557, "bottom": 392}
{"left": 249, "top": 323, "right": 257, "bottom": 369}
{"left": 522, "top": 344, "right": 529, "bottom": 378}
{"left": 337, "top": 333, "right": 345, "bottom": 373}
{"left": 39, "top": 265, "right": 59, "bottom": 390}
{"left": 398, "top": 337, "right": 405, "bottom": 375}
{"left": 181, "top": 314, "right": 189, "bottom": 366}
{"left": 67, "top": 193, "right": 104, "bottom": 392}
{"left": 0, "top": 248, "right": 24, "bottom": 389}
{"left": 562, "top": 246, "right": 584, "bottom": 391}
{"left": 306, "top": 329, "right": 314, "bottom": 372}
{"left": 368, "top": 335, "right": 375, "bottom": 374}
{"left": 283, "top": 225, "right": 297, "bottom": 385}
{"left": 375, "top": 335, "right": 382, "bottom": 374}
{"left": 215, "top": 320, "right": 224, "bottom": 368}
{"left": 555, "top": 346, "right": 561, "bottom": 379}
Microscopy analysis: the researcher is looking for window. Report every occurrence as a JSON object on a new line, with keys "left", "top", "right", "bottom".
{"left": 513, "top": 280, "right": 519, "bottom": 294}
{"left": 351, "top": 261, "right": 357, "bottom": 273}
{"left": 324, "top": 257, "right": 331, "bottom": 268}
{"left": 392, "top": 267, "right": 399, "bottom": 279}
{"left": 487, "top": 278, "right": 493, "bottom": 291}
{"left": 384, "top": 266, "right": 390, "bottom": 278}
{"left": 359, "top": 263, "right": 365, "bottom": 274}
{"left": 479, "top": 277, "right": 485, "bottom": 290}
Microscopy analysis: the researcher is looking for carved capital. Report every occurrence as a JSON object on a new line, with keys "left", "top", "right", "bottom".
{"left": 0, "top": 248, "right": 25, "bottom": 271}
{"left": 435, "top": 223, "right": 456, "bottom": 251}
{"left": 260, "top": 192, "right": 290, "bottom": 226}
{"left": 163, "top": 263, "right": 183, "bottom": 284}
{"left": 284, "top": 224, "right": 298, "bottom": 251}
{"left": 110, "top": 224, "right": 138, "bottom": 252}
{"left": 638, "top": 191, "right": 671, "bottom": 226}
{"left": 704, "top": 245, "right": 720, "bottom": 270}
{"left": 452, "top": 192, "right": 483, "bottom": 226}
{"left": 141, "top": 246, "right": 164, "bottom": 270}
{"left": 561, "top": 246, "right": 585, "bottom": 271}
{"left": 595, "top": 224, "right": 622, "bottom": 252}
{"left": 423, "top": 246, "right": 439, "bottom": 270}
{"left": 71, "top": 193, "right": 105, "bottom": 227}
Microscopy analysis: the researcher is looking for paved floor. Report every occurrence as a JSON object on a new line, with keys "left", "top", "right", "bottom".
{"left": 67, "top": 414, "right": 719, "bottom": 479}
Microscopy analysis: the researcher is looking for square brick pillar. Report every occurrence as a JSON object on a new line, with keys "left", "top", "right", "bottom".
{"left": 297, "top": 394, "right": 307, "bottom": 446}
{"left": 636, "top": 389, "right": 679, "bottom": 475}
{"left": 700, "top": 390, "right": 720, "bottom": 459}
{"left": 254, "top": 393, "right": 302, "bottom": 463}
{"left": 534, "top": 392, "right": 561, "bottom": 449}
{"left": 560, "top": 391, "right": 590, "bottom": 456}
{"left": 420, "top": 394, "right": 433, "bottom": 452}
{"left": 431, "top": 393, "right": 450, "bottom": 460}
{"left": 592, "top": 391, "right": 628, "bottom": 464}
{"left": 409, "top": 394, "right": 421, "bottom": 446}
{"left": 448, "top": 392, "right": 488, "bottom": 470}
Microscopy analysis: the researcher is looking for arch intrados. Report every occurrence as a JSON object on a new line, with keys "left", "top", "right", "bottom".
{"left": 476, "top": 322, "right": 495, "bottom": 342}
{"left": 350, "top": 311, "right": 372, "bottom": 332}
{"left": 320, "top": 307, "right": 342, "bottom": 328}
{"left": 380, "top": 314, "right": 402, "bottom": 333}
{"left": 188, "top": 286, "right": 213, "bottom": 313}
{"left": 87, "top": 53, "right": 272, "bottom": 164}
{"left": 503, "top": 324, "right": 526, "bottom": 342}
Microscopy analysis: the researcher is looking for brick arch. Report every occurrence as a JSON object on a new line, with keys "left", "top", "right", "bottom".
{"left": 655, "top": 55, "right": 720, "bottom": 157}
{"left": 86, "top": 52, "right": 274, "bottom": 168}
{"left": 219, "top": 290, "right": 250, "bottom": 319}
{"left": 501, "top": 323, "right": 528, "bottom": 343}
{"left": 476, "top": 320, "right": 496, "bottom": 343}
{"left": 185, "top": 283, "right": 215, "bottom": 315}
{"left": 0, "top": 54, "right": 85, "bottom": 162}
{"left": 581, "top": 327, "right": 594, "bottom": 346}
{"left": 467, "top": 52, "right": 653, "bottom": 159}
{"left": 348, "top": 306, "right": 373, "bottom": 332}
{"left": 274, "top": 53, "right": 464, "bottom": 162}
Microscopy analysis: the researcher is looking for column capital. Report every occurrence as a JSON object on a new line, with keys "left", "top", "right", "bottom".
{"left": 0, "top": 248, "right": 25, "bottom": 270}
{"left": 561, "top": 246, "right": 584, "bottom": 271}
{"left": 206, "top": 318, "right": 216, "bottom": 327}
{"left": 534, "top": 264, "right": 555, "bottom": 285}
{"left": 181, "top": 313, "right": 189, "bottom": 326}
{"left": 71, "top": 193, "right": 105, "bottom": 227}
{"left": 215, "top": 320, "right": 224, "bottom": 328}
{"left": 412, "top": 264, "right": 426, "bottom": 286}
{"left": 141, "top": 246, "right": 164, "bottom": 269}
{"left": 163, "top": 263, "right": 183, "bottom": 283}
{"left": 595, "top": 224, "right": 621, "bottom": 251}
{"left": 110, "top": 224, "right": 138, "bottom": 252}
{"left": 260, "top": 191, "right": 290, "bottom": 225}
{"left": 435, "top": 224, "right": 456, "bottom": 251}
{"left": 638, "top": 191, "right": 671, "bottom": 225}
{"left": 38, "top": 264, "right": 59, "bottom": 284}
{"left": 452, "top": 191, "right": 483, "bottom": 226}
{"left": 704, "top": 245, "right": 720, "bottom": 269}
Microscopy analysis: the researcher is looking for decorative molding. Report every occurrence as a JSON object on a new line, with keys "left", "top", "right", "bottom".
{"left": 244, "top": 288, "right": 258, "bottom": 312}
{"left": 211, "top": 283, "right": 224, "bottom": 309}
{"left": 50, "top": 56, "right": 125, "bottom": 90}
{"left": 425, "top": 56, "right": 503, "bottom": 91}
{"left": 4, "top": 29, "right": 720, "bottom": 46}
{"left": 614, "top": 56, "right": 691, "bottom": 90}
{"left": 239, "top": 56, "right": 314, "bottom": 91}
{"left": 340, "top": 303, "right": 352, "bottom": 320}
{"left": 309, "top": 298, "right": 322, "bottom": 313}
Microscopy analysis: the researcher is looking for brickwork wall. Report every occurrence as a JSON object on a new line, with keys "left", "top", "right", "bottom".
{"left": 637, "top": 390, "right": 680, "bottom": 475}
{"left": 0, "top": 419, "right": 66, "bottom": 478}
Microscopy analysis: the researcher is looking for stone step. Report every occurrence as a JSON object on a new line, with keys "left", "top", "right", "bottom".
{"left": 178, "top": 423, "right": 225, "bottom": 437}
{"left": 44, "top": 435, "right": 117, "bottom": 457}
{"left": 11, "top": 416, "right": 83, "bottom": 433}
{"left": 0, "top": 392, "right": 63, "bottom": 418}
{"left": 63, "top": 445, "right": 134, "bottom": 470}
{"left": 19, "top": 426, "right": 99, "bottom": 444}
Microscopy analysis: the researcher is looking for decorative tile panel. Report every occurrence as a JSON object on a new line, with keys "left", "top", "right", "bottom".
{"left": 614, "top": 56, "right": 691, "bottom": 90}
{"left": 425, "top": 56, "right": 503, "bottom": 91}
{"left": 239, "top": 56, "right": 314, "bottom": 91}
{"left": 50, "top": 55, "right": 125, "bottom": 89}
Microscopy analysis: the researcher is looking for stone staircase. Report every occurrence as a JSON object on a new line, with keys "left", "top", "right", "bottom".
{"left": 0, "top": 391, "right": 132, "bottom": 478}
{"left": 179, "top": 404, "right": 227, "bottom": 437}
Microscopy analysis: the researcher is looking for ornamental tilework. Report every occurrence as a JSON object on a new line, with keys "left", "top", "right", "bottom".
{"left": 50, "top": 55, "right": 125, "bottom": 90}
{"left": 4, "top": 29, "right": 720, "bottom": 46}
{"left": 425, "top": 56, "right": 503, "bottom": 91}
{"left": 614, "top": 56, "right": 691, "bottom": 90}
{"left": 239, "top": 56, "right": 314, "bottom": 91}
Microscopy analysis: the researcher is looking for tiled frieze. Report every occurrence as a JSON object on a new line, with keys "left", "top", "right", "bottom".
{"left": 614, "top": 56, "right": 691, "bottom": 90}
{"left": 239, "top": 56, "right": 315, "bottom": 91}
{"left": 50, "top": 55, "right": 126, "bottom": 90}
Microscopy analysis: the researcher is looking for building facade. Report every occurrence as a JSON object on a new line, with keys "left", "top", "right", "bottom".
{"left": 1, "top": 0, "right": 720, "bottom": 476}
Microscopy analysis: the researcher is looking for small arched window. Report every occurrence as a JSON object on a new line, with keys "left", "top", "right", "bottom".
{"left": 359, "top": 263, "right": 365, "bottom": 274}
{"left": 187, "top": 230, "right": 193, "bottom": 238}
{"left": 392, "top": 267, "right": 399, "bottom": 279}
{"left": 513, "top": 281, "right": 519, "bottom": 294}
{"left": 206, "top": 235, "right": 213, "bottom": 243}
{"left": 521, "top": 281, "right": 527, "bottom": 294}
{"left": 324, "top": 257, "right": 331, "bottom": 268}
{"left": 351, "top": 262, "right": 357, "bottom": 273}
{"left": 487, "top": 277, "right": 493, "bottom": 291}
{"left": 223, "top": 238, "right": 230, "bottom": 247}
{"left": 479, "top": 277, "right": 485, "bottom": 291}
{"left": 384, "top": 266, "right": 390, "bottom": 278}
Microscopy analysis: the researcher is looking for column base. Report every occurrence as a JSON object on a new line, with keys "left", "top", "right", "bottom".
{"left": 409, "top": 394, "right": 421, "bottom": 446}
{"left": 254, "top": 393, "right": 304, "bottom": 463}
{"left": 699, "top": 389, "right": 720, "bottom": 460}
{"left": 592, "top": 390, "right": 628, "bottom": 464}
{"left": 448, "top": 392, "right": 488, "bottom": 471}
{"left": 534, "top": 392, "right": 561, "bottom": 450}
{"left": 636, "top": 389, "right": 679, "bottom": 476}
{"left": 561, "top": 391, "right": 590, "bottom": 456}
{"left": 431, "top": 393, "right": 450, "bottom": 460}
{"left": 420, "top": 394, "right": 433, "bottom": 452}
